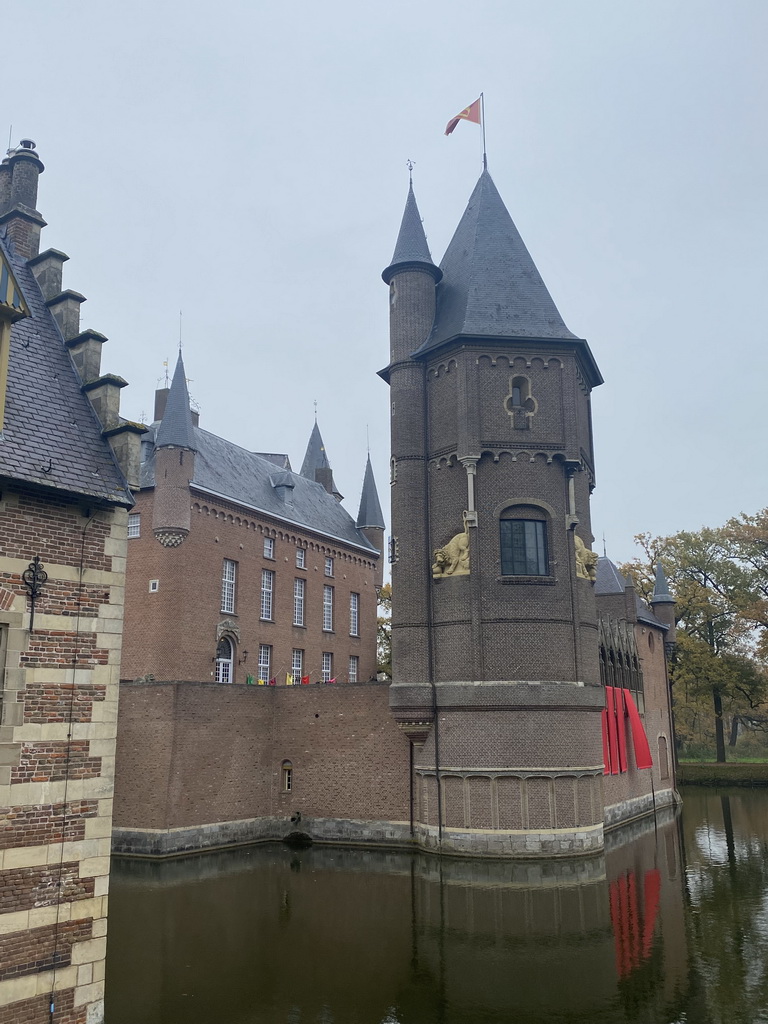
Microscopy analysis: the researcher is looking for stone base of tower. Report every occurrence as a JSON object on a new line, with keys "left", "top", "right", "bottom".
{"left": 392, "top": 679, "right": 608, "bottom": 858}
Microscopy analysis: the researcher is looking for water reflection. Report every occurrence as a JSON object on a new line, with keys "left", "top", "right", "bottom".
{"left": 105, "top": 789, "right": 768, "bottom": 1024}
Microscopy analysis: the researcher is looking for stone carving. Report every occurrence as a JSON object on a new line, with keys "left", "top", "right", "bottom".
{"left": 574, "top": 534, "right": 598, "bottom": 582}
{"left": 432, "top": 527, "right": 470, "bottom": 578}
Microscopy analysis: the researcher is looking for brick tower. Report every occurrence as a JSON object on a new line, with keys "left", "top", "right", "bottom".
{"left": 383, "top": 170, "right": 606, "bottom": 856}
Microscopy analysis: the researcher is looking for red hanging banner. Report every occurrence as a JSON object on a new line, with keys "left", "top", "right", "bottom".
{"left": 606, "top": 687, "right": 620, "bottom": 775}
{"left": 625, "top": 690, "right": 654, "bottom": 769}
{"left": 616, "top": 687, "right": 629, "bottom": 773}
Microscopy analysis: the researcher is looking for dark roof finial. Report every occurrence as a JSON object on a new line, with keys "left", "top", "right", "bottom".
{"left": 651, "top": 562, "right": 675, "bottom": 605}
{"left": 382, "top": 178, "right": 442, "bottom": 285}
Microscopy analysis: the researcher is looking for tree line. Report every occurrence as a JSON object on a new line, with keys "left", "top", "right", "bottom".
{"left": 621, "top": 509, "right": 768, "bottom": 762}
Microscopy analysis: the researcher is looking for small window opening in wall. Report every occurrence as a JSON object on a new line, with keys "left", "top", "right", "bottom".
{"left": 282, "top": 760, "right": 293, "bottom": 792}
{"left": 264, "top": 537, "right": 275, "bottom": 559}
{"left": 325, "top": 556, "right": 334, "bottom": 577}
{"left": 149, "top": 579, "right": 159, "bottom": 593}
{"left": 296, "top": 547, "right": 306, "bottom": 569}
{"left": 127, "top": 513, "right": 140, "bottom": 538}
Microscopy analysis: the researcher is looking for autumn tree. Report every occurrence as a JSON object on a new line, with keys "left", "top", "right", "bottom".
{"left": 622, "top": 517, "right": 768, "bottom": 763}
{"left": 377, "top": 582, "right": 392, "bottom": 678}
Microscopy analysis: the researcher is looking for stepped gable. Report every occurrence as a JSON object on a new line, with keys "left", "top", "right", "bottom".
{"left": 0, "top": 230, "right": 132, "bottom": 506}
{"left": 140, "top": 424, "right": 376, "bottom": 552}
{"left": 415, "top": 169, "right": 581, "bottom": 357}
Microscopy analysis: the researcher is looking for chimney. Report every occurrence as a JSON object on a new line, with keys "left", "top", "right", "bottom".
{"left": 154, "top": 387, "right": 169, "bottom": 421}
{"left": 0, "top": 141, "right": 46, "bottom": 260}
{"left": 29, "top": 248, "right": 69, "bottom": 301}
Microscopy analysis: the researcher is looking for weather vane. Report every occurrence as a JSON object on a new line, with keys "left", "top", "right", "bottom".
{"left": 406, "top": 159, "right": 414, "bottom": 184}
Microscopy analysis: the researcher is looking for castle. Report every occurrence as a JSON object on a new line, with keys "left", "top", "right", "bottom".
{"left": 112, "top": 166, "right": 678, "bottom": 858}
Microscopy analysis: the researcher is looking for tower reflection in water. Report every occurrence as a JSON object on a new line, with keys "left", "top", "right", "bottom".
{"left": 107, "top": 812, "right": 688, "bottom": 1024}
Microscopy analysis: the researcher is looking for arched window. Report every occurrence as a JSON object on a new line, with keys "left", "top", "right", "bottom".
{"left": 215, "top": 636, "right": 234, "bottom": 683}
{"left": 282, "top": 760, "right": 293, "bottom": 792}
{"left": 505, "top": 375, "right": 537, "bottom": 430}
{"left": 499, "top": 505, "right": 549, "bottom": 576}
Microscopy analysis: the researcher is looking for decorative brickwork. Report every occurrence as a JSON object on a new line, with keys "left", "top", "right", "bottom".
{"left": 0, "top": 918, "right": 93, "bottom": 982}
{"left": 0, "top": 988, "right": 84, "bottom": 1024}
{"left": 0, "top": 862, "right": 95, "bottom": 913}
{"left": 0, "top": 801, "right": 98, "bottom": 849}
{"left": 22, "top": 684, "right": 106, "bottom": 724}
{"left": 10, "top": 743, "right": 102, "bottom": 784}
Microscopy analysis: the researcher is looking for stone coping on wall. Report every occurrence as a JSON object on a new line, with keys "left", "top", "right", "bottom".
{"left": 603, "top": 788, "right": 679, "bottom": 831}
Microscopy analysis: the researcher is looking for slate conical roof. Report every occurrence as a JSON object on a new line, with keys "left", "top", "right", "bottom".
{"left": 415, "top": 169, "right": 577, "bottom": 356}
{"left": 156, "top": 352, "right": 197, "bottom": 450}
{"left": 382, "top": 183, "right": 442, "bottom": 285}
{"left": 356, "top": 455, "right": 385, "bottom": 530}
{"left": 300, "top": 421, "right": 341, "bottom": 496}
{"left": 651, "top": 562, "right": 675, "bottom": 605}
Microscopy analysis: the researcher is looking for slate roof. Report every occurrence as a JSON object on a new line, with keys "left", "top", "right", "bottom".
{"left": 356, "top": 454, "right": 385, "bottom": 530}
{"left": 300, "top": 421, "right": 341, "bottom": 498}
{"left": 140, "top": 424, "right": 377, "bottom": 553}
{"left": 0, "top": 230, "right": 133, "bottom": 507}
{"left": 595, "top": 556, "right": 667, "bottom": 630}
{"left": 595, "top": 556, "right": 627, "bottom": 595}
{"left": 414, "top": 170, "right": 578, "bottom": 357}
{"left": 156, "top": 352, "right": 196, "bottom": 450}
{"left": 382, "top": 183, "right": 441, "bottom": 284}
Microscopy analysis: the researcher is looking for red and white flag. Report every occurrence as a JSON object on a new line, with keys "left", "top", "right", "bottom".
{"left": 445, "top": 97, "right": 482, "bottom": 136}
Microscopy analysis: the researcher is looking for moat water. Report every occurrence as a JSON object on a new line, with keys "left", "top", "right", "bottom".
{"left": 105, "top": 787, "right": 768, "bottom": 1024}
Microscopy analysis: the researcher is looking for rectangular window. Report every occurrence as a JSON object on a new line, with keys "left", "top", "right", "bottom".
{"left": 127, "top": 513, "right": 140, "bottom": 538}
{"left": 261, "top": 569, "right": 274, "bottom": 620}
{"left": 282, "top": 763, "right": 293, "bottom": 791}
{"left": 323, "top": 585, "right": 334, "bottom": 631}
{"left": 258, "top": 644, "right": 272, "bottom": 683}
{"left": 500, "top": 520, "right": 548, "bottom": 576}
{"left": 296, "top": 547, "right": 306, "bottom": 569}
{"left": 264, "top": 536, "right": 275, "bottom": 559}
{"left": 221, "top": 559, "right": 237, "bottom": 613}
{"left": 349, "top": 592, "right": 359, "bottom": 636}
{"left": 291, "top": 649, "right": 304, "bottom": 680}
{"left": 293, "top": 578, "right": 305, "bottom": 626}
{"left": 349, "top": 655, "right": 359, "bottom": 683}
{"left": 324, "top": 556, "right": 334, "bottom": 577}
{"left": 322, "top": 652, "right": 333, "bottom": 682}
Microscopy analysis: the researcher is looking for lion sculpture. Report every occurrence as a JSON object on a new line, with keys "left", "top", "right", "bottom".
{"left": 574, "top": 533, "right": 598, "bottom": 582}
{"left": 432, "top": 529, "right": 470, "bottom": 578}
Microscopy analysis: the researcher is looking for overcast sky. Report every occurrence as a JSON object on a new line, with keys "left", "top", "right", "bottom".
{"left": 4, "top": 0, "right": 767, "bottom": 563}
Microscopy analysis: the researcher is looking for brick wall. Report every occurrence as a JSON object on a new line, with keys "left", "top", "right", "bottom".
{"left": 122, "top": 488, "right": 380, "bottom": 685}
{"left": 113, "top": 680, "right": 410, "bottom": 835}
{"left": 0, "top": 485, "right": 126, "bottom": 1023}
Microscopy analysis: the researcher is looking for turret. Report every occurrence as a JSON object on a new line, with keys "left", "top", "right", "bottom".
{"left": 356, "top": 454, "right": 385, "bottom": 589}
{"left": 650, "top": 562, "right": 677, "bottom": 652}
{"left": 300, "top": 421, "right": 342, "bottom": 500}
{"left": 152, "top": 352, "right": 197, "bottom": 547}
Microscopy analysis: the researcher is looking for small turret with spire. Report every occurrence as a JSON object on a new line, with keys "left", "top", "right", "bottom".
{"left": 152, "top": 351, "right": 197, "bottom": 547}
{"left": 300, "top": 420, "right": 342, "bottom": 501}
{"left": 356, "top": 454, "right": 385, "bottom": 589}
{"left": 650, "top": 562, "right": 677, "bottom": 652}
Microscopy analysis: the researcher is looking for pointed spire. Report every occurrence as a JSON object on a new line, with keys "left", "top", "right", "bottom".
{"left": 356, "top": 455, "right": 385, "bottom": 530}
{"left": 416, "top": 169, "right": 579, "bottom": 356}
{"left": 300, "top": 421, "right": 342, "bottom": 499}
{"left": 651, "top": 563, "right": 675, "bottom": 605}
{"left": 156, "top": 352, "right": 196, "bottom": 450}
{"left": 382, "top": 182, "right": 442, "bottom": 285}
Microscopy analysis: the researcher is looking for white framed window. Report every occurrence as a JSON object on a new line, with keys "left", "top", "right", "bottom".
{"left": 127, "top": 513, "right": 140, "bottom": 538}
{"left": 323, "top": 585, "right": 334, "bottom": 631}
{"left": 349, "top": 592, "right": 359, "bottom": 636}
{"left": 291, "top": 648, "right": 304, "bottom": 681}
{"left": 296, "top": 547, "right": 306, "bottom": 569}
{"left": 293, "top": 578, "right": 305, "bottom": 626}
{"left": 282, "top": 760, "right": 293, "bottom": 792}
{"left": 149, "top": 579, "right": 159, "bottom": 593}
{"left": 264, "top": 536, "right": 275, "bottom": 559}
{"left": 221, "top": 559, "right": 237, "bottom": 614}
{"left": 324, "top": 556, "right": 334, "bottom": 577}
{"left": 261, "top": 569, "right": 274, "bottom": 620}
{"left": 258, "top": 644, "right": 271, "bottom": 683}
{"left": 322, "top": 652, "right": 333, "bottom": 682}
{"left": 215, "top": 636, "right": 234, "bottom": 683}
{"left": 349, "top": 655, "right": 359, "bottom": 683}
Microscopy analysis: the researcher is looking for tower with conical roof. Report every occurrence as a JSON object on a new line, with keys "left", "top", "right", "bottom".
{"left": 383, "top": 169, "right": 605, "bottom": 857}
{"left": 152, "top": 351, "right": 197, "bottom": 547}
{"left": 301, "top": 420, "right": 343, "bottom": 500}
{"left": 356, "top": 453, "right": 385, "bottom": 590}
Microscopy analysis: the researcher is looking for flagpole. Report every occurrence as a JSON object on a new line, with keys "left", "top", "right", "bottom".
{"left": 481, "top": 92, "right": 487, "bottom": 170}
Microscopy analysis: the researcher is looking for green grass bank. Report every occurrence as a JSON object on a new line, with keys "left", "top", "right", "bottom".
{"left": 678, "top": 761, "right": 768, "bottom": 786}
